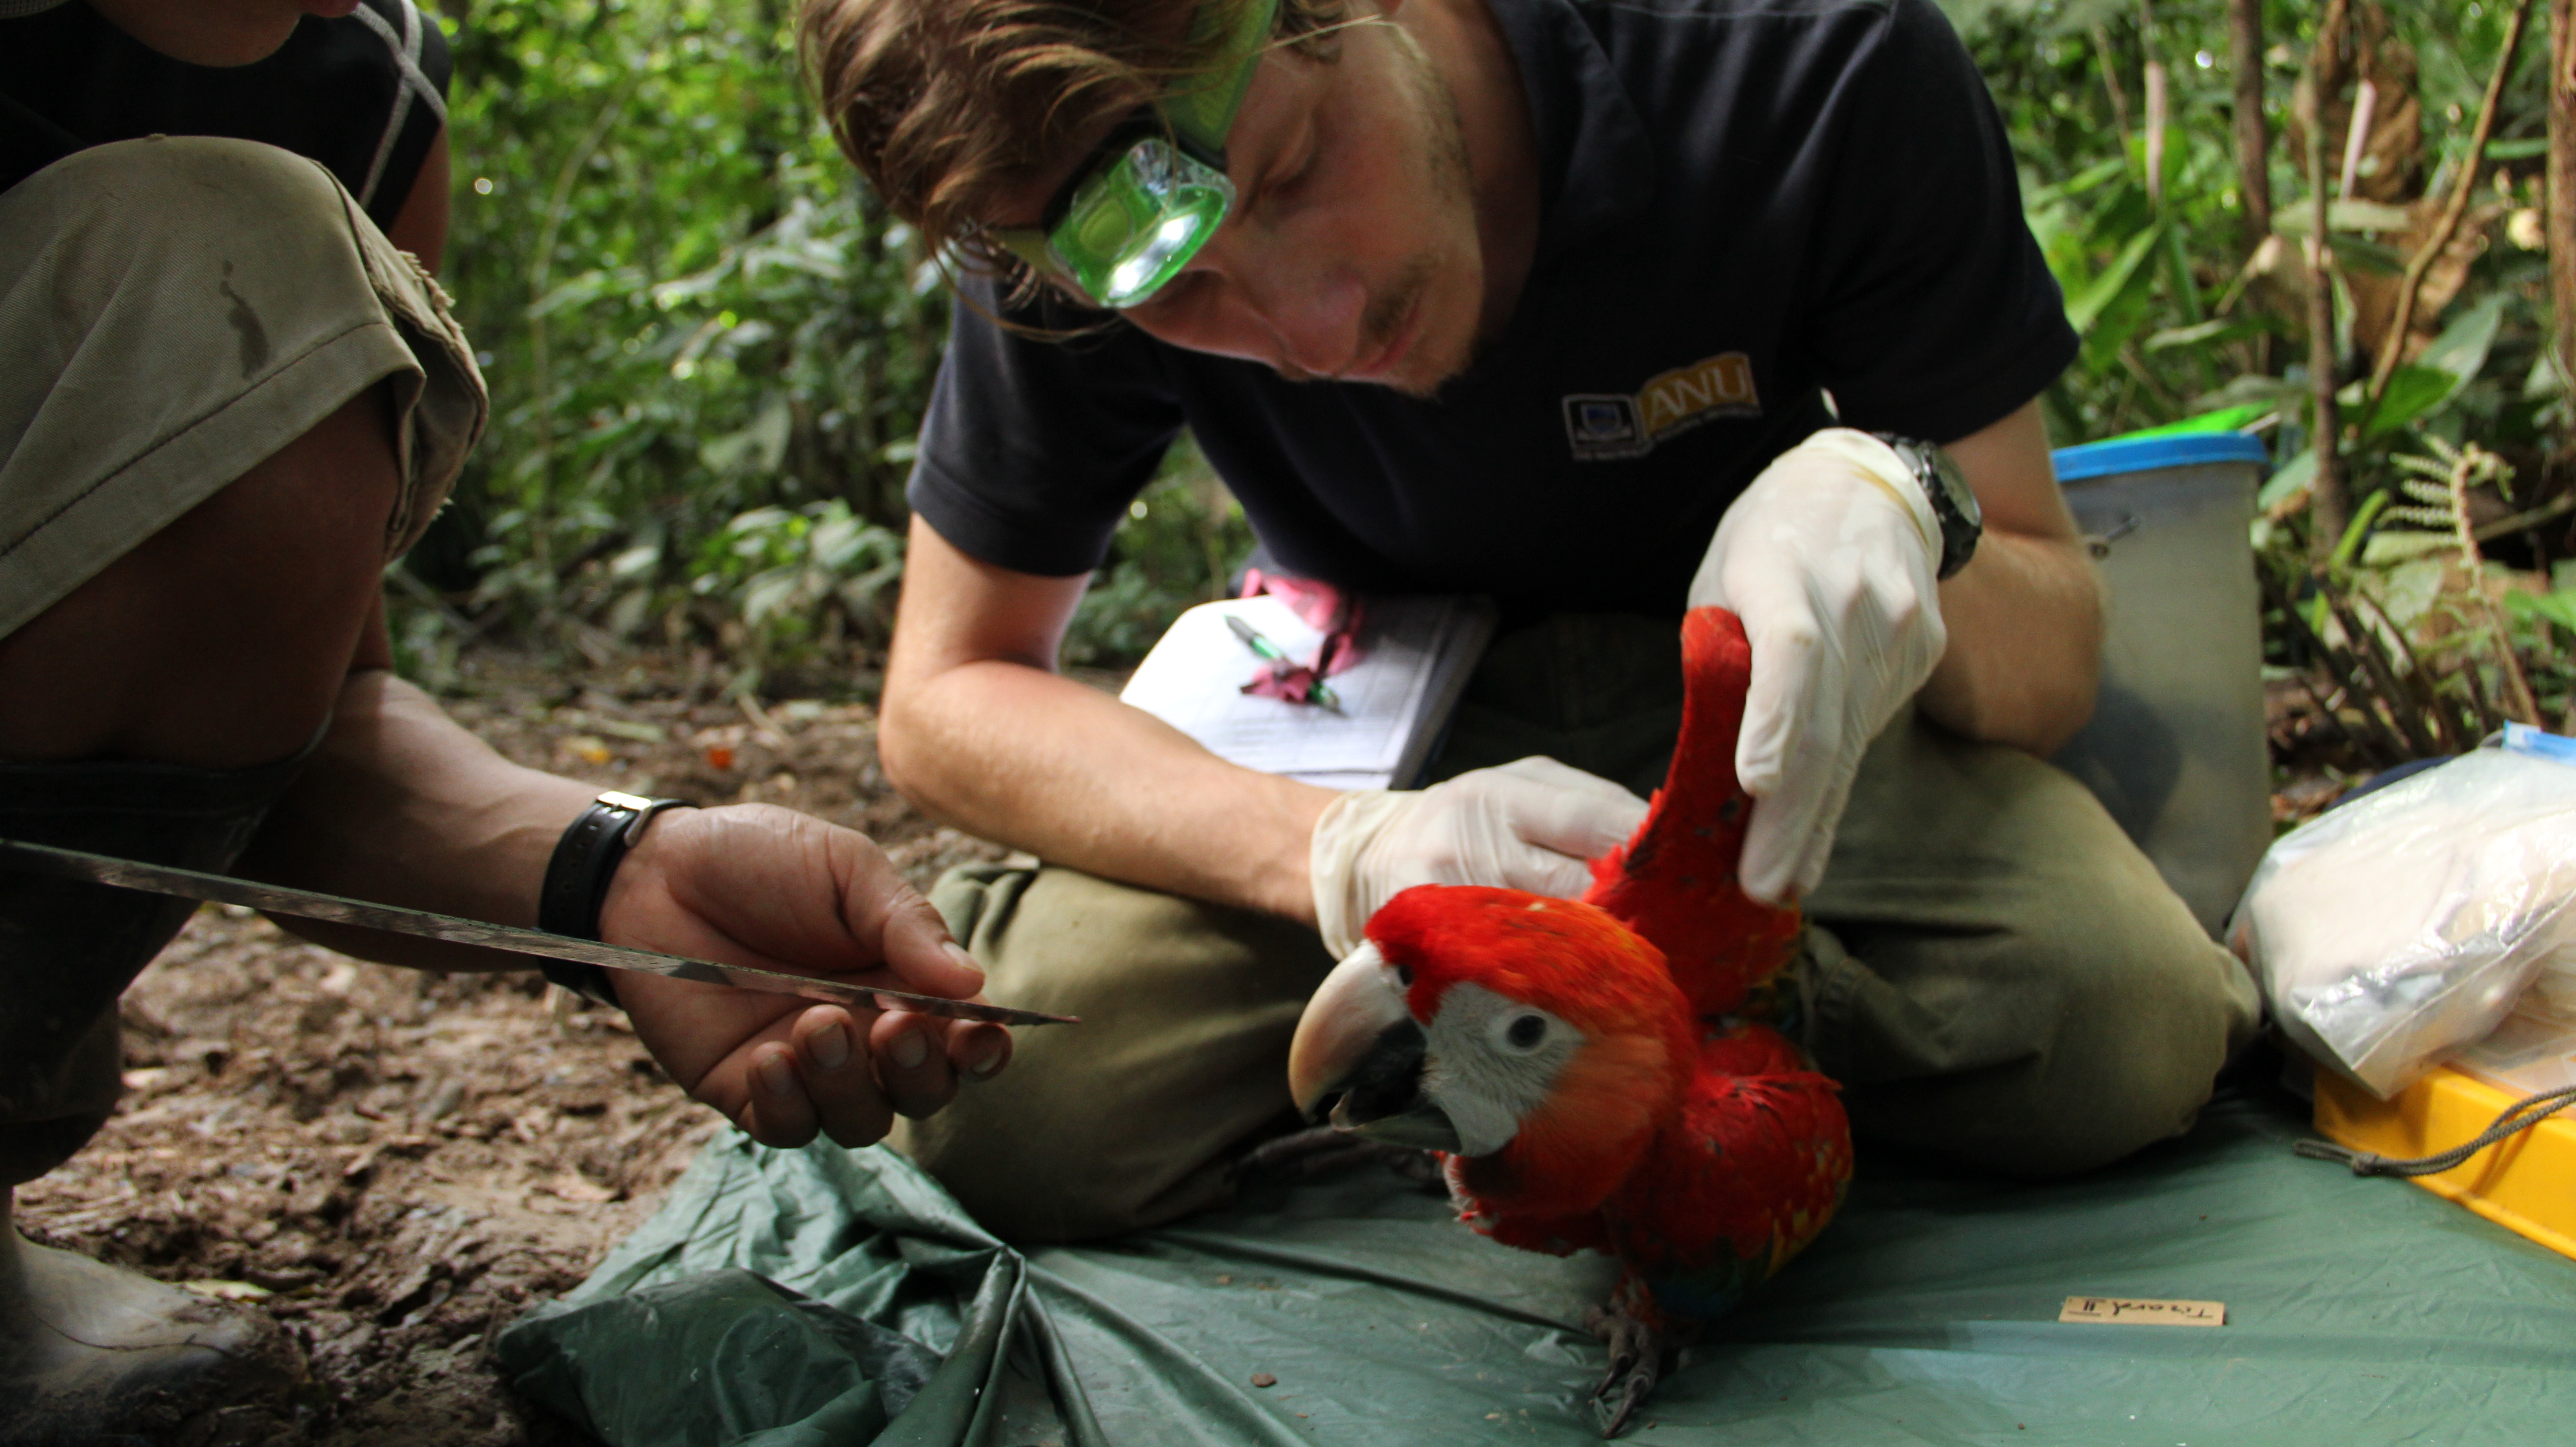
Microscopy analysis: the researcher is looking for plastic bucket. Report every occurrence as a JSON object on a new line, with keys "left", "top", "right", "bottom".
{"left": 2048, "top": 432, "right": 2272, "bottom": 936}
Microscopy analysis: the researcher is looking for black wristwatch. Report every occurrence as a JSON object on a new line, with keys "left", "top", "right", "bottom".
{"left": 1871, "top": 432, "right": 1982, "bottom": 580}
{"left": 536, "top": 790, "right": 691, "bottom": 1005}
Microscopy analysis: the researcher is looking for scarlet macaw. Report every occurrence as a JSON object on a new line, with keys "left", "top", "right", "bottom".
{"left": 1287, "top": 608, "right": 1852, "bottom": 1436}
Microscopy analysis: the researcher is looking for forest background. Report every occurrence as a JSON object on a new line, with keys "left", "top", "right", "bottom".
{"left": 412, "top": 0, "right": 2567, "bottom": 780}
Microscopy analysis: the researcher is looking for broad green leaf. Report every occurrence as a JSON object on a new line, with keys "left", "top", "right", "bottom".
{"left": 608, "top": 545, "right": 660, "bottom": 581}
{"left": 741, "top": 568, "right": 803, "bottom": 625}
{"left": 2265, "top": 223, "right": 2405, "bottom": 274}
{"left": 2064, "top": 222, "right": 2164, "bottom": 336}
{"left": 2192, "top": 374, "right": 2307, "bottom": 414}
{"left": 2526, "top": 352, "right": 2569, "bottom": 401}
{"left": 2370, "top": 558, "right": 2450, "bottom": 630}
{"left": 2322, "top": 234, "right": 2406, "bottom": 276}
{"left": 2144, "top": 319, "right": 2268, "bottom": 352}
{"left": 2160, "top": 224, "right": 2204, "bottom": 325}
{"left": 2359, "top": 531, "right": 2455, "bottom": 566}
{"left": 2504, "top": 590, "right": 2576, "bottom": 635}
{"left": 2256, "top": 450, "right": 2316, "bottom": 512}
{"left": 2415, "top": 294, "right": 2506, "bottom": 388}
{"left": 2025, "top": 155, "right": 2128, "bottom": 205}
{"left": 2347, "top": 365, "right": 2466, "bottom": 441}
{"left": 2334, "top": 490, "right": 2395, "bottom": 569}
{"left": 2272, "top": 199, "right": 2417, "bottom": 235}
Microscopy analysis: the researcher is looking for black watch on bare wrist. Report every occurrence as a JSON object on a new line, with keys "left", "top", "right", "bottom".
{"left": 1870, "top": 432, "right": 1983, "bottom": 580}
{"left": 535, "top": 790, "right": 691, "bottom": 1006}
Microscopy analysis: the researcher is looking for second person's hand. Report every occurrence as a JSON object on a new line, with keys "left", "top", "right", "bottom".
{"left": 600, "top": 803, "right": 1012, "bottom": 1148}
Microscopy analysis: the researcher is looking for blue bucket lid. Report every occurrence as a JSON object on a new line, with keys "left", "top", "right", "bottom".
{"left": 2052, "top": 432, "right": 2270, "bottom": 483}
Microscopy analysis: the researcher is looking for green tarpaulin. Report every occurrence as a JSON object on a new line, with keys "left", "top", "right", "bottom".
{"left": 496, "top": 1083, "right": 2576, "bottom": 1446}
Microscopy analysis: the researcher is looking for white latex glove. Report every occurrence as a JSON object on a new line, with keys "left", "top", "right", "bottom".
{"left": 1690, "top": 428, "right": 1949, "bottom": 906}
{"left": 1309, "top": 756, "right": 1651, "bottom": 958}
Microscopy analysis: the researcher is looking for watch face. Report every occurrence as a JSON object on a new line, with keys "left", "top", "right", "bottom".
{"left": 1874, "top": 433, "right": 1980, "bottom": 579}
{"left": 1929, "top": 448, "right": 1981, "bottom": 528}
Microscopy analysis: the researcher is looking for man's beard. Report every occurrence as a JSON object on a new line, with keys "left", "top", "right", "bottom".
{"left": 1375, "top": 22, "right": 1480, "bottom": 397}
{"left": 1358, "top": 253, "right": 1439, "bottom": 397}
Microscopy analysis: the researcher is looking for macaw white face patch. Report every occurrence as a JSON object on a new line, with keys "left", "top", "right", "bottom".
{"left": 1420, "top": 981, "right": 1585, "bottom": 1158}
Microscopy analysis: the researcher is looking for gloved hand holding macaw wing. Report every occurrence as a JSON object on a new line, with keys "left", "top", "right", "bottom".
{"left": 1308, "top": 756, "right": 1650, "bottom": 959}
{"left": 1690, "top": 428, "right": 1950, "bottom": 905}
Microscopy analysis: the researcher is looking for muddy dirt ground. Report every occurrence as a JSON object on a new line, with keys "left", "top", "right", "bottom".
{"left": 13, "top": 646, "right": 1019, "bottom": 1447}
{"left": 15, "top": 650, "right": 2356, "bottom": 1446}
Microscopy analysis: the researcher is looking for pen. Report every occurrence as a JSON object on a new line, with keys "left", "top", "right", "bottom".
{"left": 1225, "top": 613, "right": 1342, "bottom": 709}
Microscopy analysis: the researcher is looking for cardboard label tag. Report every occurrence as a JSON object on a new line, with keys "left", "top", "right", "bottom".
{"left": 2058, "top": 1295, "right": 2226, "bottom": 1327}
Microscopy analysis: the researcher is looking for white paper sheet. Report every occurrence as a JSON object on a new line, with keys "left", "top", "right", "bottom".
{"left": 1118, "top": 595, "right": 1487, "bottom": 788}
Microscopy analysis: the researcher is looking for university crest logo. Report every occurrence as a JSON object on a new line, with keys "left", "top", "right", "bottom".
{"left": 1562, "top": 352, "right": 1760, "bottom": 461}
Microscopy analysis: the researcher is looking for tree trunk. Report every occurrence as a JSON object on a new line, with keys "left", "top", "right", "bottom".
{"left": 2550, "top": 0, "right": 2576, "bottom": 413}
{"left": 2141, "top": 1, "right": 2165, "bottom": 207}
{"left": 2307, "top": 1, "right": 2352, "bottom": 563}
{"left": 2230, "top": 0, "right": 2271, "bottom": 245}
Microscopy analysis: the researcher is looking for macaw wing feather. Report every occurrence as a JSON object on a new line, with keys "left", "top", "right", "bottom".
{"left": 1584, "top": 607, "right": 1803, "bottom": 1017}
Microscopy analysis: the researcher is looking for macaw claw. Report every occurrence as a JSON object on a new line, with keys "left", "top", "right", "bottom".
{"left": 1227, "top": 1124, "right": 1445, "bottom": 1193}
{"left": 1583, "top": 1302, "right": 1664, "bottom": 1439}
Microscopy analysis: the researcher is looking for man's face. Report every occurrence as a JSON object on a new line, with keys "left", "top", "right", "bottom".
{"left": 1000, "top": 16, "right": 1486, "bottom": 399}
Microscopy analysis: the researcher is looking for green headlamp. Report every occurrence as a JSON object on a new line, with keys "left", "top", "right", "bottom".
{"left": 992, "top": 0, "right": 1278, "bottom": 310}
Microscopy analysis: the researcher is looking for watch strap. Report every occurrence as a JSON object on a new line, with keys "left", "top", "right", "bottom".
{"left": 536, "top": 791, "right": 691, "bottom": 1005}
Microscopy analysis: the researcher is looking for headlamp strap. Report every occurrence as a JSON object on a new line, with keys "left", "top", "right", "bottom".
{"left": 1161, "top": 0, "right": 1276, "bottom": 152}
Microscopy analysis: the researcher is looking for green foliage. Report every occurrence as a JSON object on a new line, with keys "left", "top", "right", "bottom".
{"left": 410, "top": 0, "right": 2576, "bottom": 713}
{"left": 1957, "top": 1, "right": 2550, "bottom": 465}
{"left": 1061, "top": 439, "right": 1259, "bottom": 667}
{"left": 1948, "top": 0, "right": 2576, "bottom": 752}
{"left": 406, "top": 0, "right": 1264, "bottom": 679}
{"left": 412, "top": 0, "right": 943, "bottom": 682}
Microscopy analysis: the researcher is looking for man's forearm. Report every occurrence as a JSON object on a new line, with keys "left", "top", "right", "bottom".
{"left": 880, "top": 659, "right": 1336, "bottom": 924}
{"left": 1907, "top": 399, "right": 2105, "bottom": 756}
{"left": 233, "top": 669, "right": 597, "bottom": 969}
{"left": 1917, "top": 528, "right": 2105, "bottom": 755}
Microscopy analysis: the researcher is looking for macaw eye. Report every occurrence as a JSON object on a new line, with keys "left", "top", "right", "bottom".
{"left": 1393, "top": 962, "right": 1414, "bottom": 987}
{"left": 1505, "top": 1014, "right": 1547, "bottom": 1050}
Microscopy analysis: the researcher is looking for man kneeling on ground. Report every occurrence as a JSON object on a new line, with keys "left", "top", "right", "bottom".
{"left": 799, "top": 0, "right": 2262, "bottom": 1242}
{"left": 0, "top": 3, "right": 1010, "bottom": 1439}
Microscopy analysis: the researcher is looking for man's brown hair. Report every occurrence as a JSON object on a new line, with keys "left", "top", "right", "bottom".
{"left": 801, "top": 0, "right": 1352, "bottom": 281}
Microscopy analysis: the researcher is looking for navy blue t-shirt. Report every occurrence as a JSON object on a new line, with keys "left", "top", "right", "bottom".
{"left": 909, "top": 0, "right": 2075, "bottom": 620}
{"left": 0, "top": 0, "right": 450, "bottom": 231}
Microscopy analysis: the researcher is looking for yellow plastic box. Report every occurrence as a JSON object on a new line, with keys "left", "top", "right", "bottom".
{"left": 2312, "top": 1063, "right": 2576, "bottom": 1262}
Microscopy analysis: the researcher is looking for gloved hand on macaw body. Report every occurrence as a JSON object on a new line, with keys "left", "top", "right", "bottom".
{"left": 1308, "top": 755, "right": 1652, "bottom": 961}
{"left": 1292, "top": 589, "right": 1918, "bottom": 1433}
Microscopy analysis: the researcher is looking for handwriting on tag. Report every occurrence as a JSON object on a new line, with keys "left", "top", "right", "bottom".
{"left": 2059, "top": 1295, "right": 2225, "bottom": 1327}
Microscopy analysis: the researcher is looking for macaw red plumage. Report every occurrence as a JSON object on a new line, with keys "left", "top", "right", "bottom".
{"left": 1287, "top": 607, "right": 1852, "bottom": 1436}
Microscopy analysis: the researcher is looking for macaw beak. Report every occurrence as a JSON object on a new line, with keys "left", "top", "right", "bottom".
{"left": 1288, "top": 941, "right": 1462, "bottom": 1153}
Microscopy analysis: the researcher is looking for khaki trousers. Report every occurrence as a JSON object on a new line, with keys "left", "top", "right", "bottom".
{"left": 0, "top": 136, "right": 484, "bottom": 1181}
{"left": 894, "top": 614, "right": 2261, "bottom": 1241}
{"left": 0, "top": 135, "right": 483, "bottom": 639}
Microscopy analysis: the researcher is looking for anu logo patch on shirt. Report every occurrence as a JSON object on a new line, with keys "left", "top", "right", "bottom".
{"left": 1562, "top": 352, "right": 1760, "bottom": 461}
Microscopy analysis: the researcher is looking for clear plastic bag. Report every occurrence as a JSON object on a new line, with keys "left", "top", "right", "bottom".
{"left": 2229, "top": 725, "right": 2576, "bottom": 1099}
{"left": 2453, "top": 940, "right": 2576, "bottom": 1096}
